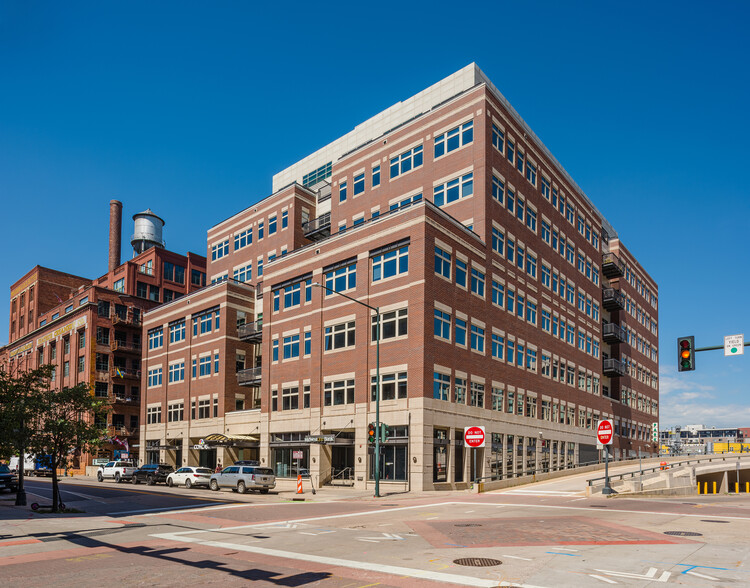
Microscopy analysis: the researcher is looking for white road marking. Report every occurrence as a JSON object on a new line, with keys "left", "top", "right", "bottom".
{"left": 686, "top": 571, "right": 719, "bottom": 580}
{"left": 588, "top": 574, "right": 617, "bottom": 584}
{"left": 502, "top": 554, "right": 533, "bottom": 561}
{"left": 357, "top": 533, "right": 404, "bottom": 542}
{"left": 109, "top": 503, "right": 223, "bottom": 515}
{"left": 550, "top": 547, "right": 579, "bottom": 551}
{"left": 139, "top": 502, "right": 250, "bottom": 516}
{"left": 594, "top": 567, "right": 671, "bottom": 582}
{"left": 151, "top": 531, "right": 545, "bottom": 587}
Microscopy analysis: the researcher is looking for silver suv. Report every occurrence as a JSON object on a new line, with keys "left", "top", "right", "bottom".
{"left": 209, "top": 465, "right": 276, "bottom": 494}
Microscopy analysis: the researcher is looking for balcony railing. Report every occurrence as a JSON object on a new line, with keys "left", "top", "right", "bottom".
{"left": 602, "top": 253, "right": 626, "bottom": 279}
{"left": 111, "top": 367, "right": 141, "bottom": 380}
{"left": 112, "top": 314, "right": 142, "bottom": 327}
{"left": 603, "top": 358, "right": 627, "bottom": 377}
{"left": 602, "top": 322, "right": 628, "bottom": 344}
{"left": 302, "top": 212, "right": 331, "bottom": 240}
{"left": 108, "top": 425, "right": 135, "bottom": 437}
{"left": 111, "top": 340, "right": 142, "bottom": 354}
{"left": 238, "top": 319, "right": 263, "bottom": 343}
{"left": 602, "top": 288, "right": 626, "bottom": 311}
{"left": 237, "top": 366, "right": 262, "bottom": 386}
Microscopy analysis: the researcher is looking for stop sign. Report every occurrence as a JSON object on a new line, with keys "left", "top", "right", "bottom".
{"left": 597, "top": 419, "right": 614, "bottom": 445}
{"left": 464, "top": 426, "right": 485, "bottom": 448}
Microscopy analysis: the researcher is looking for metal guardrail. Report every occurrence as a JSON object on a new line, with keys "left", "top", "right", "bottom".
{"left": 586, "top": 454, "right": 750, "bottom": 486}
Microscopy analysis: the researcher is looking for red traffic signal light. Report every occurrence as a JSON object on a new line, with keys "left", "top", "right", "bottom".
{"left": 677, "top": 336, "right": 695, "bottom": 372}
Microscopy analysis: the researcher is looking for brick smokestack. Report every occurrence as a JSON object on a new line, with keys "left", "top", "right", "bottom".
{"left": 109, "top": 200, "right": 123, "bottom": 272}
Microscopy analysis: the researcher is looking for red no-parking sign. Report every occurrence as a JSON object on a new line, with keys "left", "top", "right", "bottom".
{"left": 464, "top": 426, "right": 486, "bottom": 448}
{"left": 597, "top": 419, "right": 614, "bottom": 445}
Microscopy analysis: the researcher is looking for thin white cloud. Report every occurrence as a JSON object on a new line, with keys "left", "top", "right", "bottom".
{"left": 660, "top": 401, "right": 750, "bottom": 428}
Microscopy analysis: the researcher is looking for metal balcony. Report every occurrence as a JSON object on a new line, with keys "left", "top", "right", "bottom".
{"left": 603, "top": 358, "right": 627, "bottom": 378}
{"left": 602, "top": 288, "right": 626, "bottom": 311}
{"left": 237, "top": 366, "right": 262, "bottom": 387}
{"left": 111, "top": 340, "right": 142, "bottom": 354}
{"left": 111, "top": 367, "right": 141, "bottom": 380}
{"left": 602, "top": 322, "right": 628, "bottom": 344}
{"left": 602, "top": 253, "right": 625, "bottom": 279}
{"left": 302, "top": 212, "right": 331, "bottom": 241}
{"left": 238, "top": 319, "right": 263, "bottom": 343}
{"left": 112, "top": 314, "right": 142, "bottom": 327}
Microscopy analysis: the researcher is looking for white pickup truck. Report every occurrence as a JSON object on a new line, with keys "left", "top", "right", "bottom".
{"left": 97, "top": 461, "right": 136, "bottom": 483}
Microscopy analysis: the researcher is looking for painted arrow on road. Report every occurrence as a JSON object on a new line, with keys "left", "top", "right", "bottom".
{"left": 594, "top": 567, "right": 671, "bottom": 582}
{"left": 357, "top": 533, "right": 404, "bottom": 542}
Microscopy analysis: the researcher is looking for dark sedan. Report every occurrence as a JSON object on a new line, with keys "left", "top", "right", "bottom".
{"left": 131, "top": 464, "right": 174, "bottom": 485}
{"left": 0, "top": 464, "right": 19, "bottom": 493}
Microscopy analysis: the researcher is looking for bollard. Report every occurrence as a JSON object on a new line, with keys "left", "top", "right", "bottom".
{"left": 296, "top": 474, "right": 303, "bottom": 494}
{"left": 735, "top": 482, "right": 739, "bottom": 494}
{"left": 697, "top": 482, "right": 701, "bottom": 495}
{"left": 704, "top": 481, "right": 708, "bottom": 494}
{"left": 713, "top": 481, "right": 717, "bottom": 494}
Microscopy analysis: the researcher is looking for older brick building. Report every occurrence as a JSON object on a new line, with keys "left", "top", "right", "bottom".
{"left": 140, "top": 64, "right": 659, "bottom": 491}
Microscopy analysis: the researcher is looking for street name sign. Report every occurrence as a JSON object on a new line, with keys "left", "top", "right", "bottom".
{"left": 464, "top": 426, "right": 486, "bottom": 448}
{"left": 597, "top": 419, "right": 614, "bottom": 445}
{"left": 724, "top": 334, "right": 744, "bottom": 356}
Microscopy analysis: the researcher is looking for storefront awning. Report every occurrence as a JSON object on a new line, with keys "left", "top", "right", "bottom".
{"left": 203, "top": 433, "right": 259, "bottom": 447}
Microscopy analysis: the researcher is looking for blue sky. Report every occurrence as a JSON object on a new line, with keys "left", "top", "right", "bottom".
{"left": 1, "top": 1, "right": 748, "bottom": 427}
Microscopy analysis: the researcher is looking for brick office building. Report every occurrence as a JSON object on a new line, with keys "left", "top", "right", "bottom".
{"left": 2, "top": 202, "right": 206, "bottom": 470}
{"left": 140, "top": 64, "right": 658, "bottom": 491}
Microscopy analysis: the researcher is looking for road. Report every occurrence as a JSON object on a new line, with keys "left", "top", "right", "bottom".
{"left": 1, "top": 471, "right": 749, "bottom": 587}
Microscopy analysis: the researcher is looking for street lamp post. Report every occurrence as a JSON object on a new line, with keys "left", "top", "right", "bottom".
{"left": 312, "top": 282, "right": 381, "bottom": 498}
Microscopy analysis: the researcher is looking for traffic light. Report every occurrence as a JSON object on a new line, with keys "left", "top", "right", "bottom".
{"left": 677, "top": 336, "right": 695, "bottom": 372}
{"left": 367, "top": 422, "right": 377, "bottom": 444}
{"left": 380, "top": 423, "right": 390, "bottom": 443}
{"left": 651, "top": 422, "right": 659, "bottom": 443}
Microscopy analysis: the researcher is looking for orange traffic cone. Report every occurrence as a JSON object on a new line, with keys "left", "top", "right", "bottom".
{"left": 296, "top": 474, "right": 303, "bottom": 494}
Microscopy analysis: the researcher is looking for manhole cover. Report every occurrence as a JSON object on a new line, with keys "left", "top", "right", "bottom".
{"left": 701, "top": 520, "right": 729, "bottom": 523}
{"left": 453, "top": 557, "right": 502, "bottom": 567}
{"left": 455, "top": 523, "right": 482, "bottom": 527}
{"left": 664, "top": 531, "right": 702, "bottom": 537}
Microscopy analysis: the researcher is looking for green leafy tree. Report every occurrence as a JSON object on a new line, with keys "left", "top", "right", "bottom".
{"left": 29, "top": 382, "right": 110, "bottom": 512}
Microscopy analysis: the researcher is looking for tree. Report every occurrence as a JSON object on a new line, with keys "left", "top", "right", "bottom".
{"left": 29, "top": 382, "right": 110, "bottom": 512}
{"left": 0, "top": 364, "right": 53, "bottom": 506}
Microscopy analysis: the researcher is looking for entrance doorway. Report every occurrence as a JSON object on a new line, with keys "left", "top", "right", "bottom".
{"left": 198, "top": 449, "right": 217, "bottom": 469}
{"left": 330, "top": 445, "right": 354, "bottom": 485}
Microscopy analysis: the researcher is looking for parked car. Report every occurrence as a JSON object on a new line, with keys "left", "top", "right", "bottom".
{"left": 97, "top": 461, "right": 136, "bottom": 483}
{"left": 0, "top": 464, "right": 19, "bottom": 493}
{"left": 209, "top": 464, "right": 276, "bottom": 494}
{"left": 132, "top": 464, "right": 174, "bottom": 485}
{"left": 166, "top": 467, "right": 213, "bottom": 488}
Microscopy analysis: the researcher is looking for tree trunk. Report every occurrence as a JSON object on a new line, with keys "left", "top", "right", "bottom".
{"left": 51, "top": 452, "right": 60, "bottom": 512}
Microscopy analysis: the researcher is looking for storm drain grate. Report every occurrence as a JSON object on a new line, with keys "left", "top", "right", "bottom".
{"left": 664, "top": 531, "right": 702, "bottom": 537}
{"left": 453, "top": 557, "right": 502, "bottom": 567}
{"left": 455, "top": 523, "right": 482, "bottom": 527}
{"left": 701, "top": 520, "right": 729, "bottom": 523}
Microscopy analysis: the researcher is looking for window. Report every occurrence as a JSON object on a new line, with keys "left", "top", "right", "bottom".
{"left": 272, "top": 340, "right": 279, "bottom": 362}
{"left": 324, "top": 321, "right": 356, "bottom": 351}
{"left": 168, "top": 402, "right": 184, "bottom": 422}
{"left": 304, "top": 331, "right": 311, "bottom": 355}
{"left": 516, "top": 150, "right": 525, "bottom": 174}
{"left": 455, "top": 258, "right": 467, "bottom": 287}
{"left": 325, "top": 262, "right": 356, "bottom": 293}
{"left": 492, "top": 387, "right": 504, "bottom": 411}
{"left": 283, "top": 334, "right": 300, "bottom": 359}
{"left": 526, "top": 161, "right": 537, "bottom": 185}
{"left": 284, "top": 283, "right": 301, "bottom": 309}
{"left": 196, "top": 356, "right": 210, "bottom": 376}
{"left": 527, "top": 348, "right": 537, "bottom": 371}
{"left": 390, "top": 145, "right": 423, "bottom": 178}
{"left": 168, "top": 362, "right": 184, "bottom": 383}
{"left": 372, "top": 165, "right": 380, "bottom": 187}
{"left": 541, "top": 265, "right": 550, "bottom": 288}
{"left": 435, "top": 247, "right": 451, "bottom": 279}
{"left": 372, "top": 245, "right": 409, "bottom": 282}
{"left": 506, "top": 238, "right": 515, "bottom": 264}
{"left": 492, "top": 227, "right": 504, "bottom": 255}
{"left": 211, "top": 240, "right": 229, "bottom": 261}
{"left": 267, "top": 215, "right": 277, "bottom": 235}
{"left": 282, "top": 386, "right": 299, "bottom": 411}
{"left": 470, "top": 268, "right": 485, "bottom": 297}
{"left": 281, "top": 210, "right": 288, "bottom": 229}
{"left": 434, "top": 120, "right": 473, "bottom": 158}
{"left": 526, "top": 253, "right": 537, "bottom": 278}
{"left": 191, "top": 269, "right": 206, "bottom": 287}
{"left": 148, "top": 328, "right": 163, "bottom": 350}
{"left": 373, "top": 308, "right": 407, "bottom": 340}
{"left": 169, "top": 320, "right": 185, "bottom": 343}
{"left": 454, "top": 377, "right": 466, "bottom": 404}
{"left": 197, "top": 399, "right": 210, "bottom": 419}
{"left": 491, "top": 280, "right": 504, "bottom": 307}
{"left": 455, "top": 317, "right": 467, "bottom": 346}
{"left": 353, "top": 173, "right": 365, "bottom": 196}
{"left": 433, "top": 372, "right": 450, "bottom": 400}
{"left": 470, "top": 324, "right": 485, "bottom": 353}
{"left": 233, "top": 263, "right": 252, "bottom": 283}
{"left": 526, "top": 208, "right": 537, "bottom": 232}
{"left": 433, "top": 173, "right": 473, "bottom": 207}
{"left": 507, "top": 189, "right": 515, "bottom": 214}
{"left": 258, "top": 221, "right": 264, "bottom": 239}
{"left": 470, "top": 382, "right": 484, "bottom": 407}
{"left": 324, "top": 379, "right": 355, "bottom": 406}
{"left": 147, "top": 406, "right": 162, "bottom": 424}
{"left": 492, "top": 124, "right": 504, "bottom": 153}
{"left": 371, "top": 372, "right": 407, "bottom": 401}
{"left": 507, "top": 139, "right": 515, "bottom": 164}
{"left": 492, "top": 175, "right": 504, "bottom": 205}
{"left": 434, "top": 309, "right": 450, "bottom": 340}
{"left": 147, "top": 368, "right": 162, "bottom": 388}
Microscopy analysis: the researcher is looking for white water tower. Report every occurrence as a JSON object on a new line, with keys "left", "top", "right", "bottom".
{"left": 131, "top": 209, "right": 166, "bottom": 256}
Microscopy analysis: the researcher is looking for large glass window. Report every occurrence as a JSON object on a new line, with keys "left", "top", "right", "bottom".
{"left": 434, "top": 309, "right": 450, "bottom": 340}
{"left": 324, "top": 379, "right": 355, "bottom": 406}
{"left": 372, "top": 246, "right": 409, "bottom": 282}
{"left": 371, "top": 372, "right": 407, "bottom": 401}
{"left": 370, "top": 444, "right": 407, "bottom": 481}
{"left": 435, "top": 247, "right": 451, "bottom": 278}
{"left": 324, "top": 321, "right": 355, "bottom": 351}
{"left": 372, "top": 308, "right": 407, "bottom": 341}
{"left": 390, "top": 145, "right": 423, "bottom": 178}
{"left": 325, "top": 262, "right": 356, "bottom": 293}
{"left": 433, "top": 173, "right": 473, "bottom": 207}
{"left": 433, "top": 372, "right": 450, "bottom": 401}
{"left": 434, "top": 120, "right": 473, "bottom": 158}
